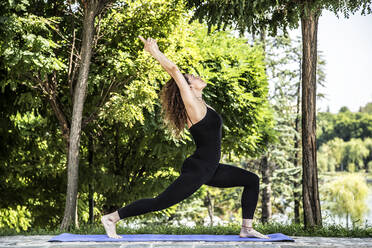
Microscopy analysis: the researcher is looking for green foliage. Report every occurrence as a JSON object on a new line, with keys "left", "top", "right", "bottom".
{"left": 317, "top": 137, "right": 372, "bottom": 173}
{"left": 339, "top": 106, "right": 351, "bottom": 113}
{"left": 0, "top": 59, "right": 68, "bottom": 229}
{"left": 317, "top": 143, "right": 337, "bottom": 172}
{"left": 1, "top": 0, "right": 192, "bottom": 229}
{"left": 317, "top": 110, "right": 372, "bottom": 148}
{"left": 359, "top": 102, "right": 372, "bottom": 114}
{"left": 321, "top": 173, "right": 370, "bottom": 227}
{"left": 342, "top": 139, "right": 369, "bottom": 171}
{"left": 189, "top": 23, "right": 274, "bottom": 157}
{"left": 251, "top": 32, "right": 325, "bottom": 221}
{"left": 262, "top": 34, "right": 301, "bottom": 220}
{"left": 185, "top": 0, "right": 372, "bottom": 37}
{"left": 99, "top": 82, "right": 158, "bottom": 127}
{"left": 1, "top": 0, "right": 275, "bottom": 230}
{"left": 0, "top": 0, "right": 66, "bottom": 92}
{"left": 347, "top": 163, "right": 355, "bottom": 172}
{"left": 0, "top": 206, "right": 32, "bottom": 232}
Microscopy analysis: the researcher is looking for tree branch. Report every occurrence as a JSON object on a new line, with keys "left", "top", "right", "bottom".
{"left": 26, "top": 73, "right": 70, "bottom": 143}
{"left": 81, "top": 74, "right": 136, "bottom": 129}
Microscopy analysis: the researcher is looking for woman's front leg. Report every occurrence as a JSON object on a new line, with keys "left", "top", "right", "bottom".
{"left": 205, "top": 163, "right": 270, "bottom": 239}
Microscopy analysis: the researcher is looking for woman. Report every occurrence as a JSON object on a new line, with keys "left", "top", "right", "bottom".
{"left": 101, "top": 36, "right": 270, "bottom": 239}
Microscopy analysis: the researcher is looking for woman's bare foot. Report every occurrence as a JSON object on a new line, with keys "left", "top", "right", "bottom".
{"left": 240, "top": 226, "right": 270, "bottom": 239}
{"left": 101, "top": 212, "right": 122, "bottom": 239}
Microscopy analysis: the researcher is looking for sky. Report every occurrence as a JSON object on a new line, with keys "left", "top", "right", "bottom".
{"left": 288, "top": 9, "right": 372, "bottom": 114}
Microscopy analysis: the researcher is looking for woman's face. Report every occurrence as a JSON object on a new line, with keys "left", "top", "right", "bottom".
{"left": 185, "top": 74, "right": 207, "bottom": 91}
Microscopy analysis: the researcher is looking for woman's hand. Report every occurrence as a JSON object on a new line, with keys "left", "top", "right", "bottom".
{"left": 138, "top": 35, "right": 159, "bottom": 55}
{"left": 138, "top": 35, "right": 177, "bottom": 75}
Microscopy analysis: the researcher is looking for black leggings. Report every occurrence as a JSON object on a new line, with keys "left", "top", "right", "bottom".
{"left": 117, "top": 162, "right": 259, "bottom": 220}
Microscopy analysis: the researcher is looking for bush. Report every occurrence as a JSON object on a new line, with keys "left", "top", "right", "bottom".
{"left": 347, "top": 163, "right": 355, "bottom": 172}
{"left": 0, "top": 206, "right": 32, "bottom": 232}
{"left": 368, "top": 161, "right": 372, "bottom": 172}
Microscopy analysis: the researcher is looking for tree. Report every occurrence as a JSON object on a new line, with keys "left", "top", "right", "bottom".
{"left": 0, "top": 0, "right": 182, "bottom": 229}
{"left": 258, "top": 31, "right": 326, "bottom": 224}
{"left": 363, "top": 137, "right": 372, "bottom": 173}
{"left": 321, "top": 173, "right": 369, "bottom": 228}
{"left": 317, "top": 111, "right": 372, "bottom": 147}
{"left": 59, "top": 0, "right": 114, "bottom": 230}
{"left": 0, "top": 0, "right": 275, "bottom": 229}
{"left": 342, "top": 138, "right": 369, "bottom": 172}
{"left": 339, "top": 106, "right": 351, "bottom": 113}
{"left": 185, "top": 0, "right": 372, "bottom": 228}
{"left": 359, "top": 102, "right": 372, "bottom": 114}
{"left": 251, "top": 27, "right": 273, "bottom": 224}
{"left": 0, "top": 0, "right": 116, "bottom": 230}
{"left": 317, "top": 137, "right": 372, "bottom": 173}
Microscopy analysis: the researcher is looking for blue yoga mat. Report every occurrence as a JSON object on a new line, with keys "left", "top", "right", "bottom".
{"left": 49, "top": 233, "right": 294, "bottom": 242}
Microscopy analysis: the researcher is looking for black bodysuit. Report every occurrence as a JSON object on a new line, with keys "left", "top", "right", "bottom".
{"left": 117, "top": 104, "right": 260, "bottom": 220}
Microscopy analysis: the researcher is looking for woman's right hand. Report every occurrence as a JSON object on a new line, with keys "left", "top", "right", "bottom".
{"left": 138, "top": 35, "right": 159, "bottom": 55}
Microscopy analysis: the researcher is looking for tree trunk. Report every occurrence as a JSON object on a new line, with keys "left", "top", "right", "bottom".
{"left": 75, "top": 193, "right": 79, "bottom": 227}
{"left": 293, "top": 58, "right": 302, "bottom": 224}
{"left": 205, "top": 190, "right": 214, "bottom": 226}
{"left": 88, "top": 135, "right": 94, "bottom": 224}
{"left": 60, "top": 2, "right": 100, "bottom": 230}
{"left": 300, "top": 7, "right": 322, "bottom": 228}
{"left": 260, "top": 155, "right": 272, "bottom": 223}
{"left": 258, "top": 26, "right": 272, "bottom": 224}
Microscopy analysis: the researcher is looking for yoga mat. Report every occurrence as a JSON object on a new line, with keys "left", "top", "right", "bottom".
{"left": 49, "top": 233, "right": 294, "bottom": 242}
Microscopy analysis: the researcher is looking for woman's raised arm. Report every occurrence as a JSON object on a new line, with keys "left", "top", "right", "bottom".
{"left": 138, "top": 36, "right": 194, "bottom": 107}
{"left": 138, "top": 36, "right": 178, "bottom": 76}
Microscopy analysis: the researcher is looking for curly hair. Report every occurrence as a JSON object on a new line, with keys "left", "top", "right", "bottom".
{"left": 159, "top": 73, "right": 191, "bottom": 139}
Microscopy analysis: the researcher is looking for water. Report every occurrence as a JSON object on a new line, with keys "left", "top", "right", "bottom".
{"left": 366, "top": 184, "right": 372, "bottom": 226}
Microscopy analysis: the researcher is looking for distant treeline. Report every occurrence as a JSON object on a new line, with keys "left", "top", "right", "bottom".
{"left": 316, "top": 103, "right": 372, "bottom": 172}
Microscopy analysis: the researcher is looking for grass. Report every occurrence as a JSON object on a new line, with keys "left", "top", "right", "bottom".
{"left": 1, "top": 222, "right": 371, "bottom": 238}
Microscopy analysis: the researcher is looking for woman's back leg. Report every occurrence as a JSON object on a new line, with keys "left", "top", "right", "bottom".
{"left": 117, "top": 163, "right": 208, "bottom": 219}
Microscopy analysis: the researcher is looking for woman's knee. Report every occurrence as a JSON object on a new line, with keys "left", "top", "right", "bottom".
{"left": 246, "top": 172, "right": 260, "bottom": 188}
